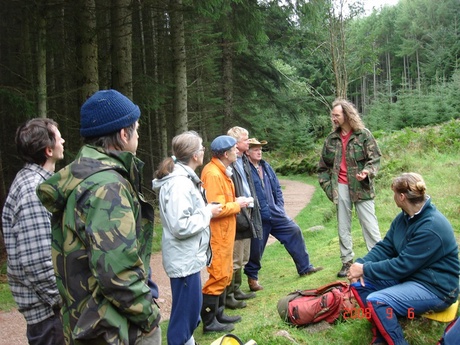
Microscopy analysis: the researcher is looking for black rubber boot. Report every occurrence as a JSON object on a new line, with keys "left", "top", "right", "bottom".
{"left": 217, "top": 292, "right": 242, "bottom": 323}
{"left": 233, "top": 269, "right": 256, "bottom": 300}
{"left": 225, "top": 283, "right": 247, "bottom": 309}
{"left": 201, "top": 294, "right": 234, "bottom": 333}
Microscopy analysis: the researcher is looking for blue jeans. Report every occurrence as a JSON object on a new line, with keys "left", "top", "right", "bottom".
{"left": 352, "top": 278, "right": 450, "bottom": 345}
{"left": 244, "top": 217, "right": 313, "bottom": 279}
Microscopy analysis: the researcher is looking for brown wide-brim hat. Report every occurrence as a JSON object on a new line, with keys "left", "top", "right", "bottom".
{"left": 248, "top": 138, "right": 268, "bottom": 147}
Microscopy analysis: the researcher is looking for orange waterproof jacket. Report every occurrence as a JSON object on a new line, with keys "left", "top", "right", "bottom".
{"left": 201, "top": 157, "right": 241, "bottom": 294}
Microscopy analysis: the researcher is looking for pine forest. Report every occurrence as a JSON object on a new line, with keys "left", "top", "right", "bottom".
{"left": 0, "top": 0, "right": 459, "bottom": 207}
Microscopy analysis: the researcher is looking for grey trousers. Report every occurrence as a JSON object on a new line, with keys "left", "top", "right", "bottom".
{"left": 337, "top": 183, "right": 381, "bottom": 263}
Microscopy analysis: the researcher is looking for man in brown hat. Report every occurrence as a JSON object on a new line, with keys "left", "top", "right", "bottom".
{"left": 244, "top": 138, "right": 323, "bottom": 291}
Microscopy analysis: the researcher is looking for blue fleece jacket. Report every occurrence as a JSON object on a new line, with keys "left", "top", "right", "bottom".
{"left": 356, "top": 197, "right": 459, "bottom": 303}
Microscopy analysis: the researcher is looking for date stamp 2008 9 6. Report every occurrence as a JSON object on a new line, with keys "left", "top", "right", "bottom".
{"left": 343, "top": 307, "right": 415, "bottom": 320}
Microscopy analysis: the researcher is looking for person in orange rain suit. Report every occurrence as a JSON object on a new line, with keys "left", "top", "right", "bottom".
{"left": 200, "top": 135, "right": 250, "bottom": 333}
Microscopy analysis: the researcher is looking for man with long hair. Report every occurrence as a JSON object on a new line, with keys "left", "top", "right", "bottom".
{"left": 318, "top": 98, "right": 382, "bottom": 278}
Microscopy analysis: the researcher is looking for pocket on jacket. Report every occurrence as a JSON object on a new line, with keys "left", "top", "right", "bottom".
{"left": 236, "top": 211, "right": 251, "bottom": 232}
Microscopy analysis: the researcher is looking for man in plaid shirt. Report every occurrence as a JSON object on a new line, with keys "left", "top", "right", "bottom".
{"left": 2, "top": 118, "right": 65, "bottom": 345}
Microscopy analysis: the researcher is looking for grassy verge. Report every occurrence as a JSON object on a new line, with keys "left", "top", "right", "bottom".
{"left": 0, "top": 261, "right": 15, "bottom": 311}
{"left": 1, "top": 121, "right": 459, "bottom": 344}
{"left": 184, "top": 169, "right": 459, "bottom": 345}
{"left": 180, "top": 124, "right": 460, "bottom": 345}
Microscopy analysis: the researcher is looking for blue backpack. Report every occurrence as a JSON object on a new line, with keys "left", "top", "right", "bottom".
{"left": 437, "top": 317, "right": 460, "bottom": 345}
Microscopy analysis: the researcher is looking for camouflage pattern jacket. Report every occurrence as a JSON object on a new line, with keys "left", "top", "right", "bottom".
{"left": 318, "top": 128, "right": 382, "bottom": 204}
{"left": 37, "top": 145, "right": 160, "bottom": 345}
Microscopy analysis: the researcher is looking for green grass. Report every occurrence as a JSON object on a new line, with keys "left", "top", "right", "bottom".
{"left": 183, "top": 123, "right": 460, "bottom": 345}
{"left": 0, "top": 283, "right": 17, "bottom": 311}
{"left": 0, "top": 261, "right": 16, "bottom": 311}
{"left": 183, "top": 170, "right": 459, "bottom": 345}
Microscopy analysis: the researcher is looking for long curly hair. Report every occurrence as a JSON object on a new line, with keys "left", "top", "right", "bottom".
{"left": 331, "top": 98, "right": 365, "bottom": 131}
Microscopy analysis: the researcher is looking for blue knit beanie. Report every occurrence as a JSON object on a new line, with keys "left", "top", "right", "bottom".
{"left": 80, "top": 89, "right": 140, "bottom": 137}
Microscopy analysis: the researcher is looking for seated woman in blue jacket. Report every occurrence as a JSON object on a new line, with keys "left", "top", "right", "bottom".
{"left": 348, "top": 172, "right": 459, "bottom": 345}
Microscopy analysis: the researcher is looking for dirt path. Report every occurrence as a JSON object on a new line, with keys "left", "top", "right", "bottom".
{"left": 0, "top": 179, "right": 314, "bottom": 344}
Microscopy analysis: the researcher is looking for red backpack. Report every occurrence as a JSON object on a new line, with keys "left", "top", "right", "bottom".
{"left": 277, "top": 281, "right": 355, "bottom": 326}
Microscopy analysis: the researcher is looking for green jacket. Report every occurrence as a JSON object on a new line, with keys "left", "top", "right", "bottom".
{"left": 37, "top": 145, "right": 159, "bottom": 345}
{"left": 318, "top": 128, "right": 381, "bottom": 204}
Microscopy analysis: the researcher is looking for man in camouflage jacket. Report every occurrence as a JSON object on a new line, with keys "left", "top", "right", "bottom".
{"left": 318, "top": 98, "right": 382, "bottom": 278}
{"left": 37, "top": 90, "right": 161, "bottom": 345}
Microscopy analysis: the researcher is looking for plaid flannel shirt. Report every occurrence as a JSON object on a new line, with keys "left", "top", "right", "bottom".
{"left": 2, "top": 163, "right": 61, "bottom": 324}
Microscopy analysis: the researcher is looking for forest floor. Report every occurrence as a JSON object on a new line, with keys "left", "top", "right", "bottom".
{"left": 0, "top": 179, "right": 315, "bottom": 345}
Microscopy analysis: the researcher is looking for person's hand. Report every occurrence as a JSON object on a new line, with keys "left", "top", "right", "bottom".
{"left": 236, "top": 196, "right": 248, "bottom": 208}
{"left": 348, "top": 276, "right": 365, "bottom": 286}
{"left": 356, "top": 170, "right": 369, "bottom": 181}
{"left": 207, "top": 203, "right": 222, "bottom": 218}
{"left": 347, "top": 263, "right": 365, "bottom": 285}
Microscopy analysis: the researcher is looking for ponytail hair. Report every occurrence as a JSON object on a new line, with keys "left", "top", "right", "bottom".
{"left": 154, "top": 131, "right": 202, "bottom": 179}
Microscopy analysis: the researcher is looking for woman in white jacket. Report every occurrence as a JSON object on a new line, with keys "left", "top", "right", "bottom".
{"left": 152, "top": 131, "right": 222, "bottom": 345}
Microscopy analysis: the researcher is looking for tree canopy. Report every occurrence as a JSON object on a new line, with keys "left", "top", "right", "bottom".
{"left": 0, "top": 0, "right": 459, "bottom": 207}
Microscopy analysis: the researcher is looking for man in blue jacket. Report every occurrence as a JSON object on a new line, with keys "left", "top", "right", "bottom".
{"left": 243, "top": 138, "right": 323, "bottom": 291}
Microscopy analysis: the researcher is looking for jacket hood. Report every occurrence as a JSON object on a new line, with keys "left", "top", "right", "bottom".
{"left": 37, "top": 145, "right": 139, "bottom": 213}
{"left": 152, "top": 163, "right": 201, "bottom": 192}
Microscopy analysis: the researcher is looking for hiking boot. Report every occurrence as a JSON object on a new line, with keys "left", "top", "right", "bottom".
{"left": 248, "top": 278, "right": 263, "bottom": 291}
{"left": 299, "top": 266, "right": 324, "bottom": 277}
{"left": 337, "top": 260, "right": 353, "bottom": 278}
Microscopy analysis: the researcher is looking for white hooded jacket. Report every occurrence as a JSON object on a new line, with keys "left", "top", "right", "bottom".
{"left": 152, "top": 163, "right": 212, "bottom": 278}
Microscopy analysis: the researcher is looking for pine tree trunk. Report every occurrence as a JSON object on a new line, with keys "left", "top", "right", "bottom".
{"left": 37, "top": 13, "right": 47, "bottom": 117}
{"left": 112, "top": 0, "right": 133, "bottom": 98}
{"left": 416, "top": 49, "right": 421, "bottom": 92}
{"left": 79, "top": 0, "right": 99, "bottom": 102}
{"left": 222, "top": 38, "right": 233, "bottom": 131}
{"left": 328, "top": 2, "right": 348, "bottom": 99}
{"left": 170, "top": 0, "right": 188, "bottom": 134}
